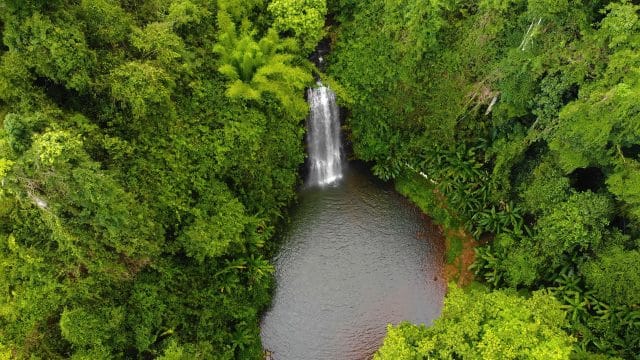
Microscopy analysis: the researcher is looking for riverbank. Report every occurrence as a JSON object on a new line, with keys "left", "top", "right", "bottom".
{"left": 395, "top": 172, "right": 478, "bottom": 287}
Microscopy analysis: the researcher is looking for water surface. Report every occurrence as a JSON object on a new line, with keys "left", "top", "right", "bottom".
{"left": 261, "top": 163, "right": 446, "bottom": 359}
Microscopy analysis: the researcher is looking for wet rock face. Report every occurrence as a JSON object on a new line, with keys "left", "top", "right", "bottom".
{"left": 309, "top": 37, "right": 331, "bottom": 71}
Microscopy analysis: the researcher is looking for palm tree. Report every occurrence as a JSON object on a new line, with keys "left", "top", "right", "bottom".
{"left": 213, "top": 11, "right": 312, "bottom": 118}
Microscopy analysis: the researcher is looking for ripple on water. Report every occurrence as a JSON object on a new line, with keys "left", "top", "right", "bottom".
{"left": 261, "top": 164, "right": 446, "bottom": 360}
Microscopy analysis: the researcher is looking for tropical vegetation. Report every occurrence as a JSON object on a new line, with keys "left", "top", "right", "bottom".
{"left": 0, "top": 0, "right": 322, "bottom": 358}
{"left": 329, "top": 0, "right": 640, "bottom": 358}
{"left": 1, "top": 0, "right": 639, "bottom": 359}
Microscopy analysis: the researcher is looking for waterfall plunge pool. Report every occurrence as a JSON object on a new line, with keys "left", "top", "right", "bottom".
{"left": 260, "top": 162, "right": 446, "bottom": 359}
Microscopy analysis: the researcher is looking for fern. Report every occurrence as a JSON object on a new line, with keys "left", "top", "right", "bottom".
{"left": 214, "top": 11, "right": 312, "bottom": 117}
{"left": 226, "top": 80, "right": 261, "bottom": 100}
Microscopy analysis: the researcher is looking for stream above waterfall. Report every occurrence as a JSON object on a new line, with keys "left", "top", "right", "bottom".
{"left": 260, "top": 162, "right": 446, "bottom": 359}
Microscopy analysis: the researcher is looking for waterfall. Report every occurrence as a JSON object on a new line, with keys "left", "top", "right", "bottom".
{"left": 307, "top": 84, "right": 344, "bottom": 186}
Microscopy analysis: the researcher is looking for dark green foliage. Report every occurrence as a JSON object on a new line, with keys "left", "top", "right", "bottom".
{"left": 584, "top": 247, "right": 640, "bottom": 308}
{"left": 534, "top": 192, "right": 613, "bottom": 264}
{"left": 607, "top": 159, "right": 640, "bottom": 222}
{"left": 109, "top": 61, "right": 176, "bottom": 123}
{"left": 78, "top": 0, "right": 134, "bottom": 46}
{"left": 330, "top": 0, "right": 640, "bottom": 357}
{"left": 3, "top": 112, "right": 47, "bottom": 153}
{"left": 0, "top": 0, "right": 318, "bottom": 358}
{"left": 3, "top": 12, "right": 96, "bottom": 91}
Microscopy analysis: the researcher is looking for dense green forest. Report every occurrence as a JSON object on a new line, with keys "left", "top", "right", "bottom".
{"left": 1, "top": 0, "right": 639, "bottom": 359}
{"left": 0, "top": 0, "right": 325, "bottom": 358}
{"left": 328, "top": 0, "right": 640, "bottom": 358}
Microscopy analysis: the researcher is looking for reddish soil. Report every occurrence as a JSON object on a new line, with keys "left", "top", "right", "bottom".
{"left": 415, "top": 213, "right": 477, "bottom": 286}
{"left": 411, "top": 192, "right": 478, "bottom": 287}
{"left": 443, "top": 228, "right": 477, "bottom": 287}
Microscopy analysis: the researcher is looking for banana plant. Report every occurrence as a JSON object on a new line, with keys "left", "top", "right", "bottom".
{"left": 470, "top": 245, "right": 504, "bottom": 288}
{"left": 561, "top": 290, "right": 589, "bottom": 323}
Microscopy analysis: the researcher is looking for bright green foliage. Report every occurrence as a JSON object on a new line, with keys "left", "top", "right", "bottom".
{"left": 32, "top": 129, "right": 84, "bottom": 166}
{"left": 550, "top": 78, "right": 640, "bottom": 172}
{"left": 109, "top": 61, "right": 176, "bottom": 121}
{"left": 0, "top": 0, "right": 320, "bottom": 358}
{"left": 527, "top": 0, "right": 569, "bottom": 18}
{"left": 131, "top": 22, "right": 189, "bottom": 73}
{"left": 178, "top": 193, "right": 247, "bottom": 263}
{"left": 214, "top": 13, "right": 313, "bottom": 118}
{"left": 268, "top": 0, "right": 327, "bottom": 53}
{"left": 596, "top": 1, "right": 640, "bottom": 49}
{"left": 60, "top": 306, "right": 126, "bottom": 348}
{"left": 375, "top": 285, "right": 574, "bottom": 360}
{"left": 520, "top": 159, "right": 571, "bottom": 214}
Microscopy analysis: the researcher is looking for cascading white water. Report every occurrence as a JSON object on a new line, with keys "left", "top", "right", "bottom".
{"left": 307, "top": 84, "right": 343, "bottom": 186}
